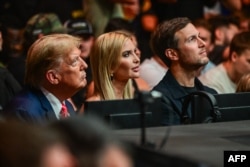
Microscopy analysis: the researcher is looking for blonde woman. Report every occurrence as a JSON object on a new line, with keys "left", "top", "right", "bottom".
{"left": 87, "top": 31, "right": 141, "bottom": 101}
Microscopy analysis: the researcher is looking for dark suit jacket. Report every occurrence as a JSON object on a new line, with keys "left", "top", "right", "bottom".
{"left": 2, "top": 87, "right": 76, "bottom": 125}
{"left": 152, "top": 70, "right": 217, "bottom": 126}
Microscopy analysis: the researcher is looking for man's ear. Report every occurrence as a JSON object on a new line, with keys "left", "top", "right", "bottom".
{"left": 165, "top": 48, "right": 178, "bottom": 61}
{"left": 231, "top": 51, "right": 238, "bottom": 62}
{"left": 215, "top": 28, "right": 223, "bottom": 42}
{"left": 46, "top": 70, "right": 60, "bottom": 85}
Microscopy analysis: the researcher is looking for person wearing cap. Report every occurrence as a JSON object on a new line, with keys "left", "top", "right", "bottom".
{"left": 23, "top": 13, "right": 67, "bottom": 52}
{"left": 64, "top": 18, "right": 95, "bottom": 112}
{"left": 64, "top": 18, "right": 94, "bottom": 60}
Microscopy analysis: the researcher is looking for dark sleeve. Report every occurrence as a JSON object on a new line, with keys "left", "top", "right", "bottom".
{"left": 3, "top": 104, "right": 42, "bottom": 124}
{"left": 14, "top": 108, "right": 39, "bottom": 123}
{"left": 153, "top": 83, "right": 181, "bottom": 126}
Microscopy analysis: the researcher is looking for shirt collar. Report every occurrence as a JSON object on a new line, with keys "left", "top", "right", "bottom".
{"left": 40, "top": 87, "right": 62, "bottom": 119}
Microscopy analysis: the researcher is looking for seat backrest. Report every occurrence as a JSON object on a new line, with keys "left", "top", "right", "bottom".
{"left": 214, "top": 92, "right": 250, "bottom": 122}
{"left": 182, "top": 91, "right": 250, "bottom": 124}
{"left": 84, "top": 97, "right": 163, "bottom": 129}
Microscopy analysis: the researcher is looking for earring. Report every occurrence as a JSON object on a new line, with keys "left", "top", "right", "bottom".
{"left": 110, "top": 73, "right": 113, "bottom": 80}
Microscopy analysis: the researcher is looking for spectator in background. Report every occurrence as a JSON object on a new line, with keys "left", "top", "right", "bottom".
{"left": 231, "top": 10, "right": 250, "bottom": 32}
{"left": 151, "top": 17, "right": 217, "bottom": 126}
{"left": 136, "top": 3, "right": 165, "bottom": 90}
{"left": 221, "top": 0, "right": 250, "bottom": 16}
{"left": 0, "top": 27, "right": 22, "bottom": 110}
{"left": 64, "top": 18, "right": 94, "bottom": 61}
{"left": 86, "top": 31, "right": 140, "bottom": 101}
{"left": 23, "top": 13, "right": 68, "bottom": 52}
{"left": 199, "top": 31, "right": 250, "bottom": 94}
{"left": 139, "top": 52, "right": 168, "bottom": 89}
{"left": 236, "top": 72, "right": 250, "bottom": 92}
{"left": 0, "top": 15, "right": 24, "bottom": 60}
{"left": 2, "top": 34, "right": 88, "bottom": 124}
{"left": 136, "top": 8, "right": 158, "bottom": 62}
{"left": 120, "top": 0, "right": 141, "bottom": 21}
{"left": 0, "top": 16, "right": 25, "bottom": 88}
{"left": 208, "top": 15, "right": 239, "bottom": 65}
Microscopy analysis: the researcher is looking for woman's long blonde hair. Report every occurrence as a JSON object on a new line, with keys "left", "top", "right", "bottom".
{"left": 236, "top": 72, "right": 250, "bottom": 92}
{"left": 90, "top": 31, "right": 134, "bottom": 100}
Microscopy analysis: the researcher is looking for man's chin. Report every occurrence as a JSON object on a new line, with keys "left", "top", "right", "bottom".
{"left": 79, "top": 80, "right": 87, "bottom": 88}
{"left": 202, "top": 57, "right": 210, "bottom": 65}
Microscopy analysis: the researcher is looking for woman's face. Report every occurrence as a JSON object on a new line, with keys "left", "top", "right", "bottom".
{"left": 113, "top": 39, "right": 140, "bottom": 82}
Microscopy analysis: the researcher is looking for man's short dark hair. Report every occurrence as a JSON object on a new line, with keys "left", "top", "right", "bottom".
{"left": 150, "top": 17, "right": 191, "bottom": 67}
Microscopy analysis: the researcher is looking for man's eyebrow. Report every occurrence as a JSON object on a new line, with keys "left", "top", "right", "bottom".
{"left": 187, "top": 33, "right": 200, "bottom": 39}
{"left": 185, "top": 34, "right": 195, "bottom": 41}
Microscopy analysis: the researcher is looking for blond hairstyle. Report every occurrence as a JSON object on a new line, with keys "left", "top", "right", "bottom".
{"left": 236, "top": 73, "right": 250, "bottom": 92}
{"left": 90, "top": 31, "right": 134, "bottom": 100}
{"left": 25, "top": 34, "right": 81, "bottom": 88}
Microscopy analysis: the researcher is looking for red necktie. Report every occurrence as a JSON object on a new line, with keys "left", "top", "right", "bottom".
{"left": 60, "top": 103, "right": 70, "bottom": 118}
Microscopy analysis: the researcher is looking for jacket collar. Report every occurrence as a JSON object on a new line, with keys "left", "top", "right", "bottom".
{"left": 32, "top": 88, "right": 58, "bottom": 121}
{"left": 163, "top": 70, "right": 206, "bottom": 100}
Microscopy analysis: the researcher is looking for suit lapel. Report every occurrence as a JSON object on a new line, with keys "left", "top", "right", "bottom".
{"left": 65, "top": 100, "right": 76, "bottom": 116}
{"left": 36, "top": 89, "right": 58, "bottom": 121}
